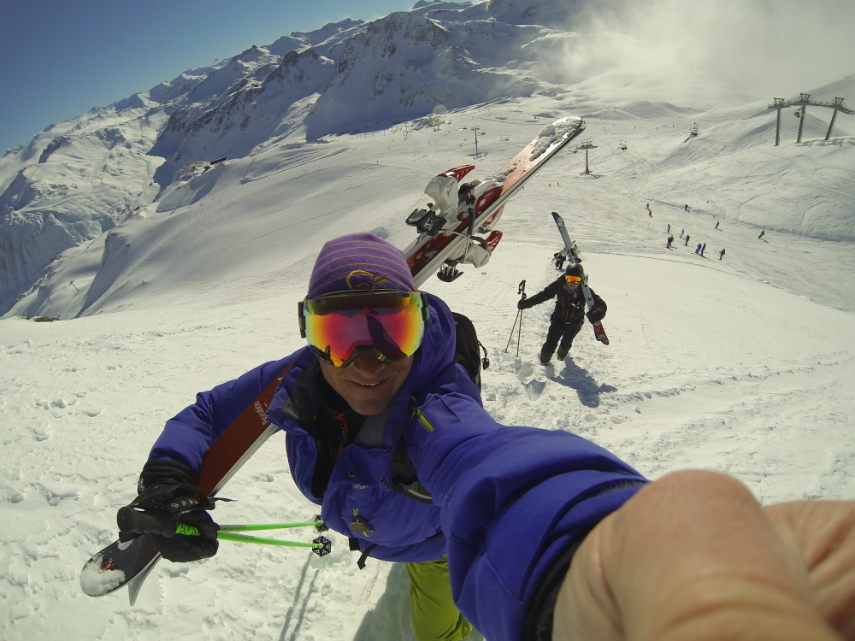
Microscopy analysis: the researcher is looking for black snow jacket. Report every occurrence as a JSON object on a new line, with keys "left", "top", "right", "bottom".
{"left": 521, "top": 277, "right": 606, "bottom": 325}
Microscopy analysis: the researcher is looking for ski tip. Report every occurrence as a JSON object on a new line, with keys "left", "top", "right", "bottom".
{"left": 80, "top": 552, "right": 128, "bottom": 597}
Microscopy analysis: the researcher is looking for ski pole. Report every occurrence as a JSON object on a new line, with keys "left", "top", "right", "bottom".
{"left": 175, "top": 522, "right": 333, "bottom": 556}
{"left": 216, "top": 532, "right": 324, "bottom": 548}
{"left": 516, "top": 280, "right": 526, "bottom": 357}
{"left": 504, "top": 309, "right": 521, "bottom": 353}
{"left": 218, "top": 520, "right": 325, "bottom": 532}
{"left": 118, "top": 507, "right": 332, "bottom": 556}
{"left": 504, "top": 280, "right": 526, "bottom": 354}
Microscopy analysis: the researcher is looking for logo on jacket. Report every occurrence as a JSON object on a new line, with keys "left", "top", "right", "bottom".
{"left": 346, "top": 270, "right": 389, "bottom": 290}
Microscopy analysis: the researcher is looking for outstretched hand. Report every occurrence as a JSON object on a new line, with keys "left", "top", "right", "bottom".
{"left": 554, "top": 470, "right": 855, "bottom": 641}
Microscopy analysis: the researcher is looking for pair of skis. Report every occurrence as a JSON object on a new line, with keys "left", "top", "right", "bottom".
{"left": 551, "top": 212, "right": 609, "bottom": 345}
{"left": 81, "top": 115, "right": 585, "bottom": 604}
{"left": 404, "top": 117, "right": 585, "bottom": 286}
{"left": 80, "top": 360, "right": 299, "bottom": 603}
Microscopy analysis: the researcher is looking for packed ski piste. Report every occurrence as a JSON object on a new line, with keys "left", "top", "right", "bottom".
{"left": 80, "top": 115, "right": 623, "bottom": 639}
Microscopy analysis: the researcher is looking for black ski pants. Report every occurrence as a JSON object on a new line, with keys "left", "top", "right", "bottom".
{"left": 541, "top": 315, "right": 584, "bottom": 361}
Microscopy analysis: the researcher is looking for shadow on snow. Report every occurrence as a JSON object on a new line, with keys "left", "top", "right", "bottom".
{"left": 553, "top": 359, "right": 617, "bottom": 408}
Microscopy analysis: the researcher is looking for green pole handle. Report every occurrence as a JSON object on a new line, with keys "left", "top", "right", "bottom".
{"left": 219, "top": 520, "right": 324, "bottom": 532}
{"left": 174, "top": 521, "right": 327, "bottom": 549}
{"left": 217, "top": 532, "right": 323, "bottom": 548}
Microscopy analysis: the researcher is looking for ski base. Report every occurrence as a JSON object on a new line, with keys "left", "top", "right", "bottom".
{"left": 80, "top": 536, "right": 160, "bottom": 600}
{"left": 592, "top": 321, "right": 609, "bottom": 345}
{"left": 404, "top": 117, "right": 585, "bottom": 286}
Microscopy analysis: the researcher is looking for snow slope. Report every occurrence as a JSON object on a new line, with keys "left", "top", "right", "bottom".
{"left": 1, "top": 0, "right": 855, "bottom": 637}
{"left": 1, "top": 91, "right": 854, "bottom": 640}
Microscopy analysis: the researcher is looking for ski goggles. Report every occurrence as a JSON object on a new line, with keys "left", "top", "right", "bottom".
{"left": 564, "top": 275, "right": 582, "bottom": 286}
{"left": 298, "top": 290, "right": 428, "bottom": 367}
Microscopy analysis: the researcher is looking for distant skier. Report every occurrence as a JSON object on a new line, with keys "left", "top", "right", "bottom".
{"left": 758, "top": 230, "right": 765, "bottom": 240}
{"left": 695, "top": 243, "right": 701, "bottom": 255}
{"left": 719, "top": 248, "right": 726, "bottom": 260}
{"left": 666, "top": 234, "right": 674, "bottom": 249}
{"left": 517, "top": 262, "right": 607, "bottom": 364}
{"left": 684, "top": 234, "right": 690, "bottom": 246}
{"left": 553, "top": 251, "right": 566, "bottom": 270}
{"left": 715, "top": 221, "right": 720, "bottom": 230}
{"left": 667, "top": 224, "right": 671, "bottom": 234}
{"left": 684, "top": 204, "right": 689, "bottom": 212}
{"left": 701, "top": 243, "right": 706, "bottom": 256}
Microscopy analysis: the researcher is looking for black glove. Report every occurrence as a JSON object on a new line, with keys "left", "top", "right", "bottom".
{"left": 517, "top": 298, "right": 529, "bottom": 310}
{"left": 118, "top": 459, "right": 219, "bottom": 562}
{"left": 586, "top": 306, "right": 605, "bottom": 323}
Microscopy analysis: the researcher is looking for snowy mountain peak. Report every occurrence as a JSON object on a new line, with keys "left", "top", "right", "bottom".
{"left": 487, "top": 0, "right": 587, "bottom": 24}
{"left": 1, "top": 0, "right": 853, "bottom": 320}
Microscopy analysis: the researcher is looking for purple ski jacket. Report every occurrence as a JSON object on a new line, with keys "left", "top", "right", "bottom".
{"left": 148, "top": 293, "right": 647, "bottom": 641}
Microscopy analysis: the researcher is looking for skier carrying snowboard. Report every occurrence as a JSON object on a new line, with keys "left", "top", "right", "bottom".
{"left": 517, "top": 261, "right": 606, "bottom": 364}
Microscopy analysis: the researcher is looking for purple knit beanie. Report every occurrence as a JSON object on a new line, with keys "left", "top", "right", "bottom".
{"left": 307, "top": 233, "right": 415, "bottom": 297}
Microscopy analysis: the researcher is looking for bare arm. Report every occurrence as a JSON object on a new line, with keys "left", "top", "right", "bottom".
{"left": 554, "top": 470, "right": 855, "bottom": 641}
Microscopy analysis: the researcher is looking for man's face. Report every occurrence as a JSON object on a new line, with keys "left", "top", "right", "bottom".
{"left": 319, "top": 353, "right": 413, "bottom": 416}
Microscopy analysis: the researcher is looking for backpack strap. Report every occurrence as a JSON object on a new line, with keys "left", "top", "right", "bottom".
{"left": 451, "top": 311, "right": 488, "bottom": 388}
{"left": 390, "top": 436, "right": 433, "bottom": 504}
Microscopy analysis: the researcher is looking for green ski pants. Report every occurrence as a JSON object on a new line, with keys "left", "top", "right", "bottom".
{"left": 405, "top": 557, "right": 473, "bottom": 641}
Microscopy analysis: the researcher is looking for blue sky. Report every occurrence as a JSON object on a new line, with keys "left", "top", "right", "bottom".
{"left": 0, "top": 0, "right": 420, "bottom": 153}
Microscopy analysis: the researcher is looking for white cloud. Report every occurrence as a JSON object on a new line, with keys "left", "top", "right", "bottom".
{"left": 554, "top": 0, "right": 855, "bottom": 103}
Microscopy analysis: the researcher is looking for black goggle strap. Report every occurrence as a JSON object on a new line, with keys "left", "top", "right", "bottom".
{"left": 298, "top": 299, "right": 307, "bottom": 338}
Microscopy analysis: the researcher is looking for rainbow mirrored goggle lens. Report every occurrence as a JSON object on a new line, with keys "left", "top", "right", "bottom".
{"left": 565, "top": 275, "right": 582, "bottom": 285}
{"left": 298, "top": 291, "right": 428, "bottom": 367}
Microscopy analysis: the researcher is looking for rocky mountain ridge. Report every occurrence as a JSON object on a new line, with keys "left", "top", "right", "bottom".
{"left": 1, "top": 0, "right": 585, "bottom": 315}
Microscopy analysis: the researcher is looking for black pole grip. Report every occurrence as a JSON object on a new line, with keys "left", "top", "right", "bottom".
{"left": 117, "top": 506, "right": 177, "bottom": 538}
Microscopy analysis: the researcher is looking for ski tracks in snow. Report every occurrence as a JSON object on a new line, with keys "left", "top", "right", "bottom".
{"left": 482, "top": 329, "right": 855, "bottom": 506}
{"left": 443, "top": 220, "right": 855, "bottom": 507}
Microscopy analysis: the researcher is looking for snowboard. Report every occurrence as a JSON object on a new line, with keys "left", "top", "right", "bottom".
{"left": 404, "top": 116, "right": 585, "bottom": 286}
{"left": 550, "top": 212, "right": 609, "bottom": 345}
